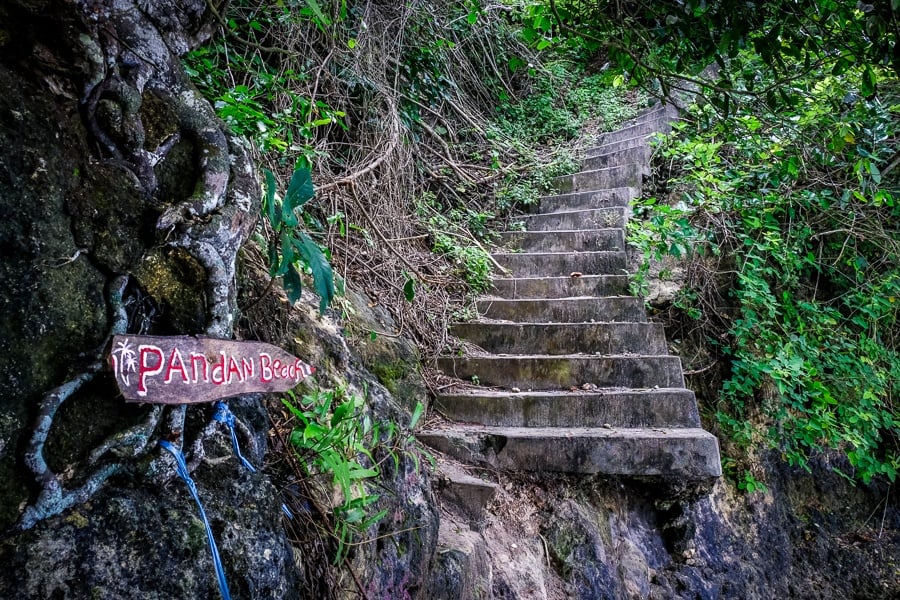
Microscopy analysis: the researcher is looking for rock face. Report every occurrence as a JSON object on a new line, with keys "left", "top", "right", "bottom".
{"left": 0, "top": 2, "right": 436, "bottom": 598}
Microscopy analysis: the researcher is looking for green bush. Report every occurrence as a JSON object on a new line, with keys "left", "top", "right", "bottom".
{"left": 630, "top": 58, "right": 899, "bottom": 483}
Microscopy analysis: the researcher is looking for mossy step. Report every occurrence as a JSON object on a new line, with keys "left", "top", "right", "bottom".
{"left": 583, "top": 145, "right": 652, "bottom": 171}
{"left": 489, "top": 274, "right": 629, "bottom": 299}
{"left": 516, "top": 206, "right": 626, "bottom": 231}
{"left": 584, "top": 134, "right": 653, "bottom": 159}
{"left": 496, "top": 229, "right": 623, "bottom": 253}
{"left": 417, "top": 425, "right": 721, "bottom": 481}
{"left": 553, "top": 163, "right": 644, "bottom": 195}
{"left": 476, "top": 296, "right": 647, "bottom": 323}
{"left": 434, "top": 388, "right": 702, "bottom": 428}
{"left": 436, "top": 354, "right": 685, "bottom": 390}
{"left": 491, "top": 251, "right": 626, "bottom": 278}
{"left": 595, "top": 117, "right": 674, "bottom": 145}
{"left": 535, "top": 187, "right": 635, "bottom": 213}
{"left": 450, "top": 321, "right": 667, "bottom": 355}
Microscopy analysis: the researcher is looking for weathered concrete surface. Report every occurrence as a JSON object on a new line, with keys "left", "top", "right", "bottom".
{"left": 534, "top": 187, "right": 635, "bottom": 213}
{"left": 490, "top": 275, "right": 629, "bottom": 299}
{"left": 434, "top": 388, "right": 702, "bottom": 428}
{"left": 585, "top": 134, "right": 654, "bottom": 159}
{"left": 476, "top": 296, "right": 647, "bottom": 323}
{"left": 491, "top": 250, "right": 626, "bottom": 277}
{"left": 583, "top": 145, "right": 652, "bottom": 170}
{"left": 425, "top": 513, "right": 493, "bottom": 600}
{"left": 517, "top": 206, "right": 627, "bottom": 230}
{"left": 450, "top": 321, "right": 668, "bottom": 355}
{"left": 434, "top": 459, "right": 498, "bottom": 522}
{"left": 497, "top": 228, "right": 623, "bottom": 253}
{"left": 436, "top": 354, "right": 685, "bottom": 390}
{"left": 417, "top": 425, "right": 722, "bottom": 480}
{"left": 553, "top": 163, "right": 644, "bottom": 195}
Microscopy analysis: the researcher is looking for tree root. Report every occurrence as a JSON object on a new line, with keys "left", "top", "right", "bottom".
{"left": 16, "top": 0, "right": 261, "bottom": 530}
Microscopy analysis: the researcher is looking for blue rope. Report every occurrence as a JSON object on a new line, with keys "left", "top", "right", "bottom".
{"left": 213, "top": 401, "right": 256, "bottom": 473}
{"left": 159, "top": 440, "right": 231, "bottom": 600}
{"left": 210, "top": 403, "right": 296, "bottom": 522}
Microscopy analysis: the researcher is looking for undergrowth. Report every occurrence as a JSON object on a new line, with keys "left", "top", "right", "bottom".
{"left": 630, "top": 54, "right": 900, "bottom": 485}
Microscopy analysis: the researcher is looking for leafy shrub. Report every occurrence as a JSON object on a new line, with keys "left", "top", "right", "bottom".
{"left": 630, "top": 59, "right": 899, "bottom": 483}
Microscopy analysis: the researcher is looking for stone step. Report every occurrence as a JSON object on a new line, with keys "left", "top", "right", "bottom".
{"left": 585, "top": 134, "right": 653, "bottom": 159}
{"left": 597, "top": 118, "right": 672, "bottom": 145}
{"left": 476, "top": 296, "right": 647, "bottom": 323}
{"left": 491, "top": 251, "right": 626, "bottom": 278}
{"left": 534, "top": 187, "right": 635, "bottom": 213}
{"left": 436, "top": 354, "right": 685, "bottom": 390}
{"left": 490, "top": 274, "right": 629, "bottom": 299}
{"left": 434, "top": 459, "right": 498, "bottom": 521}
{"left": 496, "top": 229, "right": 623, "bottom": 253}
{"left": 434, "top": 388, "right": 702, "bottom": 428}
{"left": 583, "top": 145, "right": 652, "bottom": 171}
{"left": 553, "top": 163, "right": 644, "bottom": 195}
{"left": 516, "top": 207, "right": 626, "bottom": 231}
{"left": 451, "top": 321, "right": 667, "bottom": 355}
{"left": 618, "top": 103, "right": 677, "bottom": 128}
{"left": 417, "top": 425, "right": 722, "bottom": 480}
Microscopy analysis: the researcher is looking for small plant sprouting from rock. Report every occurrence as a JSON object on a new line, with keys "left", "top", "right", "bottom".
{"left": 282, "top": 388, "right": 424, "bottom": 563}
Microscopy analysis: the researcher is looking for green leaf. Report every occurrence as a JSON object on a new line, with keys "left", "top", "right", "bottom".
{"left": 283, "top": 264, "right": 303, "bottom": 304}
{"left": 403, "top": 276, "right": 415, "bottom": 302}
{"left": 304, "top": 0, "right": 332, "bottom": 27}
{"left": 861, "top": 65, "right": 877, "bottom": 97}
{"left": 264, "top": 169, "right": 278, "bottom": 229}
{"left": 331, "top": 399, "right": 355, "bottom": 427}
{"left": 409, "top": 401, "right": 424, "bottom": 429}
{"left": 284, "top": 167, "right": 315, "bottom": 212}
{"left": 293, "top": 231, "right": 335, "bottom": 313}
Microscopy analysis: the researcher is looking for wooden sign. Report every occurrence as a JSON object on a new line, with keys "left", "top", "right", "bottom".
{"left": 109, "top": 335, "right": 315, "bottom": 404}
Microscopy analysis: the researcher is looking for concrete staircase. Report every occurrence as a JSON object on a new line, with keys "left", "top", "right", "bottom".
{"left": 418, "top": 103, "right": 721, "bottom": 487}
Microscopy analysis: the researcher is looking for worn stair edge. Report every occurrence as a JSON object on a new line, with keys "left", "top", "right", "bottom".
{"left": 476, "top": 296, "right": 647, "bottom": 323}
{"left": 489, "top": 274, "right": 629, "bottom": 299}
{"left": 417, "top": 425, "right": 722, "bottom": 480}
{"left": 496, "top": 229, "right": 624, "bottom": 253}
{"left": 553, "top": 163, "right": 644, "bottom": 195}
{"left": 536, "top": 187, "right": 636, "bottom": 213}
{"left": 436, "top": 354, "right": 685, "bottom": 390}
{"left": 434, "top": 459, "right": 498, "bottom": 522}
{"left": 515, "top": 206, "right": 627, "bottom": 231}
{"left": 450, "top": 321, "right": 668, "bottom": 355}
{"left": 616, "top": 102, "right": 679, "bottom": 128}
{"left": 491, "top": 251, "right": 626, "bottom": 278}
{"left": 583, "top": 145, "right": 652, "bottom": 171}
{"left": 585, "top": 134, "right": 656, "bottom": 159}
{"left": 434, "top": 388, "right": 702, "bottom": 428}
{"left": 596, "top": 119, "right": 673, "bottom": 145}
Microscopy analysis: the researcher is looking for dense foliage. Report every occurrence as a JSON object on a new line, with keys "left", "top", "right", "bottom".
{"left": 631, "top": 58, "right": 899, "bottom": 484}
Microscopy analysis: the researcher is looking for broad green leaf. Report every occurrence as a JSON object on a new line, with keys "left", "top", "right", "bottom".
{"left": 304, "top": 0, "right": 332, "bottom": 26}
{"left": 293, "top": 231, "right": 335, "bottom": 313}
{"left": 284, "top": 167, "right": 315, "bottom": 212}
{"left": 409, "top": 401, "right": 424, "bottom": 429}
{"left": 861, "top": 65, "right": 876, "bottom": 97}
{"left": 403, "top": 276, "right": 415, "bottom": 302}
{"left": 283, "top": 264, "right": 303, "bottom": 304}
{"left": 331, "top": 399, "right": 354, "bottom": 427}
{"left": 264, "top": 169, "right": 278, "bottom": 228}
